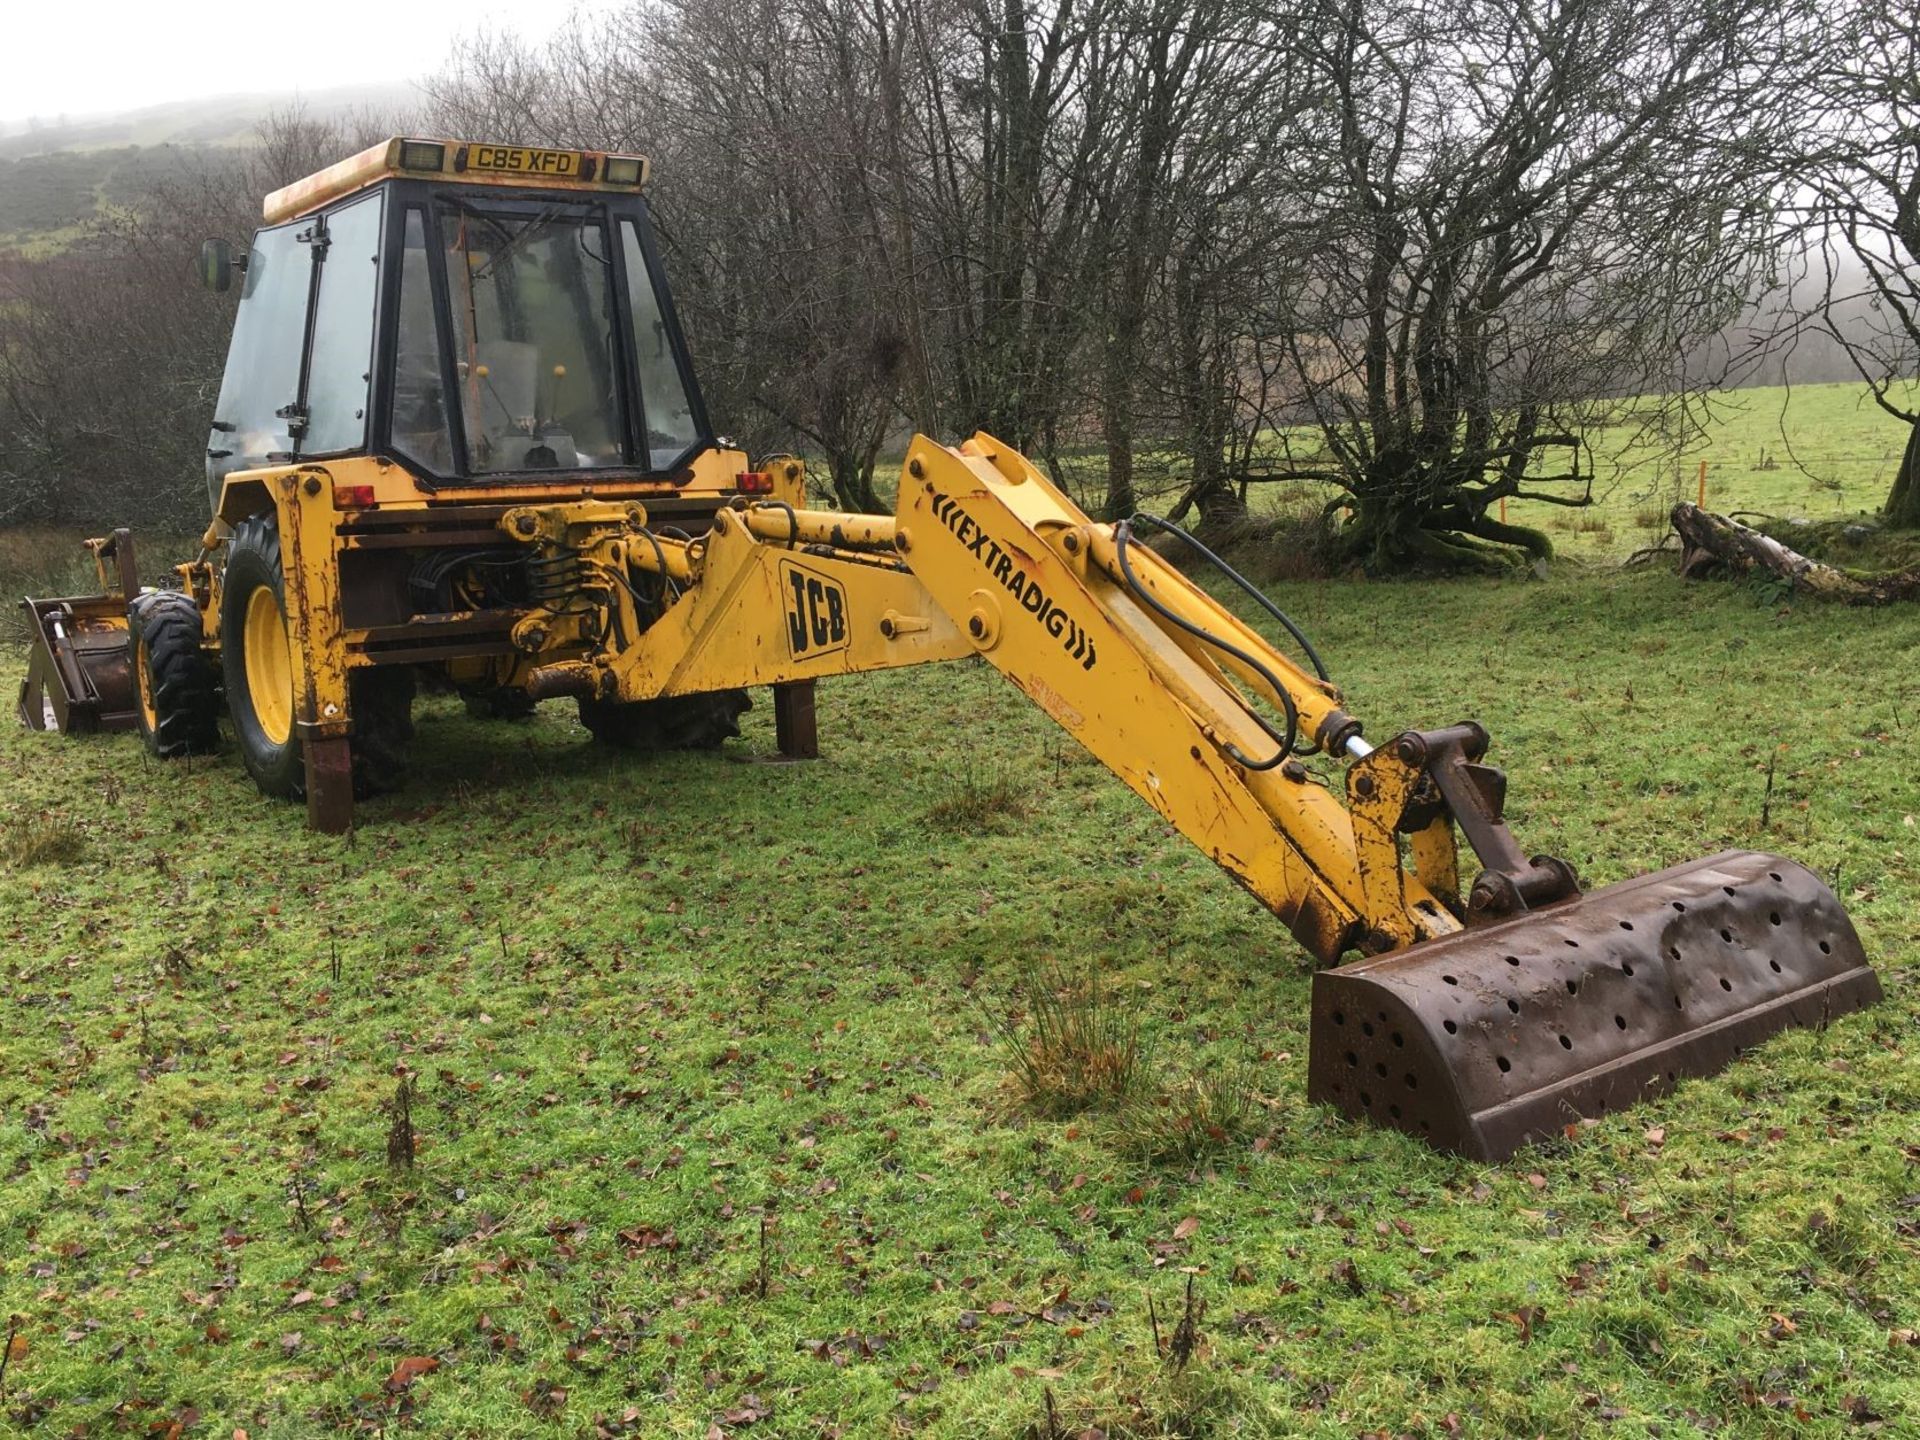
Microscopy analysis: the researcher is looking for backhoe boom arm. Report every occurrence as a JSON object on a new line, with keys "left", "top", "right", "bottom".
{"left": 479, "top": 432, "right": 1881, "bottom": 1158}
{"left": 561, "top": 433, "right": 1539, "bottom": 962}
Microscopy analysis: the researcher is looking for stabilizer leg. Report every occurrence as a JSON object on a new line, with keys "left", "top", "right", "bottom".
{"left": 304, "top": 735, "right": 354, "bottom": 834}
{"left": 773, "top": 680, "right": 819, "bottom": 760}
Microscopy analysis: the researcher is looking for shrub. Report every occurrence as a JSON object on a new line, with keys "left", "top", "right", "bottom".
{"left": 927, "top": 765, "right": 1029, "bottom": 833}
{"left": 2, "top": 815, "right": 89, "bottom": 868}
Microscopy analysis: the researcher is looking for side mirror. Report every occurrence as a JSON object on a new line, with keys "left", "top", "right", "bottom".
{"left": 198, "top": 238, "right": 235, "bottom": 293}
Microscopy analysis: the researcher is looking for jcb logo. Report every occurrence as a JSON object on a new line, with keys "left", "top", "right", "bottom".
{"left": 781, "top": 559, "right": 849, "bottom": 658}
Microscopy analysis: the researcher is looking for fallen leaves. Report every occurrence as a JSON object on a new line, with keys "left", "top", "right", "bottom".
{"left": 707, "top": 1393, "right": 770, "bottom": 1435}
{"left": 386, "top": 1355, "right": 440, "bottom": 1391}
{"left": 617, "top": 1224, "right": 680, "bottom": 1254}
{"left": 1504, "top": 1305, "right": 1546, "bottom": 1345}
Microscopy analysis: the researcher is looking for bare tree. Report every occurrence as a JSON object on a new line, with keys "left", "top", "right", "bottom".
{"left": 0, "top": 106, "right": 404, "bottom": 531}
{"left": 1257, "top": 0, "right": 1798, "bottom": 572}
{"left": 1789, "top": 4, "right": 1920, "bottom": 526}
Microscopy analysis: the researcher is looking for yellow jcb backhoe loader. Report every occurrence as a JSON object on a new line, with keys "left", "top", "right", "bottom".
{"left": 18, "top": 138, "right": 1880, "bottom": 1159}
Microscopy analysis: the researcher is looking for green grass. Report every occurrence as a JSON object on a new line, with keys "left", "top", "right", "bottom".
{"left": 1537, "top": 381, "right": 1920, "bottom": 560}
{"left": 1, "top": 554, "right": 1916, "bottom": 1436}
{"left": 1026, "top": 381, "right": 1915, "bottom": 563}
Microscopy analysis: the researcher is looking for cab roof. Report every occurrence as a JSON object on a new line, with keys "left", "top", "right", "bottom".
{"left": 262, "top": 138, "right": 652, "bottom": 225}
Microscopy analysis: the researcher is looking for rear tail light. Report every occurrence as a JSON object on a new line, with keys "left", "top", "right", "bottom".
{"left": 736, "top": 471, "right": 774, "bottom": 495}
{"left": 333, "top": 484, "right": 377, "bottom": 510}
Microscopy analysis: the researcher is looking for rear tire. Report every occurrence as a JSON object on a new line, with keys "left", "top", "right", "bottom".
{"left": 577, "top": 690, "right": 750, "bottom": 750}
{"left": 222, "top": 511, "right": 415, "bottom": 801}
{"left": 128, "top": 591, "right": 218, "bottom": 758}
{"left": 222, "top": 513, "right": 303, "bottom": 799}
{"left": 350, "top": 666, "right": 415, "bottom": 795}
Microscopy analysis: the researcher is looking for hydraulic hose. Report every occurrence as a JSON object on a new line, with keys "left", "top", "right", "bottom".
{"left": 1124, "top": 512, "right": 1329, "bottom": 682}
{"left": 1112, "top": 518, "right": 1299, "bottom": 770}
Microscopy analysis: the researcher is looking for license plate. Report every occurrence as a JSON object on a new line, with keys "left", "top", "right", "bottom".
{"left": 464, "top": 145, "right": 582, "bottom": 178}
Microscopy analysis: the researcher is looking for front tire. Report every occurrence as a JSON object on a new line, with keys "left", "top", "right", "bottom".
{"left": 129, "top": 590, "right": 218, "bottom": 758}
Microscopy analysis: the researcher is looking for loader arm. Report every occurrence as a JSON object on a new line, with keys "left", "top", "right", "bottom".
{"left": 885, "top": 434, "right": 1469, "bottom": 962}
{"left": 506, "top": 435, "right": 1456, "bottom": 959}
{"left": 581, "top": 434, "right": 1560, "bottom": 962}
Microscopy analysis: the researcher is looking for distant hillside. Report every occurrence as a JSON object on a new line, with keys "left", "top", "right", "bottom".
{"left": 0, "top": 85, "right": 417, "bottom": 254}
{"left": 0, "top": 84, "right": 416, "bottom": 160}
{"left": 0, "top": 146, "right": 210, "bottom": 251}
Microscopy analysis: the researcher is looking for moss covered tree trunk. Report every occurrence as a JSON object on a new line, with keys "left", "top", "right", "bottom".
{"left": 1334, "top": 452, "right": 1556, "bottom": 574}
{"left": 1885, "top": 422, "right": 1920, "bottom": 529}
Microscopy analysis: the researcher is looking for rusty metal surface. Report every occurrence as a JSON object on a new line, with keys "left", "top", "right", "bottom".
{"left": 1388, "top": 723, "right": 1580, "bottom": 920}
{"left": 17, "top": 596, "right": 139, "bottom": 735}
{"left": 304, "top": 736, "right": 356, "bottom": 835}
{"left": 1308, "top": 850, "right": 1880, "bottom": 1160}
{"left": 773, "top": 680, "right": 819, "bottom": 759}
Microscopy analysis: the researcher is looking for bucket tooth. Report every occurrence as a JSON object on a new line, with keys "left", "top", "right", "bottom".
{"left": 1307, "top": 850, "right": 1880, "bottom": 1160}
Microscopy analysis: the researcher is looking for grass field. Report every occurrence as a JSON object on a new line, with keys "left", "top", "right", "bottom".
{"left": 2, "top": 535, "right": 1918, "bottom": 1435}
{"left": 1191, "top": 381, "right": 1919, "bottom": 564}
{"left": 1532, "top": 382, "right": 1918, "bottom": 561}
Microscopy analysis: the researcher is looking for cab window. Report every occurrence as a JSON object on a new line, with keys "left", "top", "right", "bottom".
{"left": 438, "top": 199, "right": 623, "bottom": 473}
{"left": 304, "top": 193, "right": 383, "bottom": 454}
{"left": 207, "top": 221, "right": 308, "bottom": 500}
{"left": 620, "top": 220, "right": 699, "bottom": 470}
{"left": 390, "top": 207, "right": 455, "bottom": 471}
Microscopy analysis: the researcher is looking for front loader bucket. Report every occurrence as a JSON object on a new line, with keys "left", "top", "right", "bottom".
{"left": 18, "top": 595, "right": 138, "bottom": 735}
{"left": 1308, "top": 851, "right": 1879, "bottom": 1160}
{"left": 17, "top": 529, "right": 141, "bottom": 737}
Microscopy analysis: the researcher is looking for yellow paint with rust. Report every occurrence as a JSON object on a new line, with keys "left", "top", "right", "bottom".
{"left": 218, "top": 449, "right": 758, "bottom": 530}
{"left": 211, "top": 466, "right": 354, "bottom": 740}
{"left": 607, "top": 507, "right": 972, "bottom": 697}
{"left": 1344, "top": 744, "right": 1464, "bottom": 950}
{"left": 263, "top": 138, "right": 654, "bottom": 225}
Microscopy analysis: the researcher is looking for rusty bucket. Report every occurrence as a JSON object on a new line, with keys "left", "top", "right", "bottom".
{"left": 16, "top": 530, "right": 141, "bottom": 736}
{"left": 1307, "top": 850, "right": 1880, "bottom": 1160}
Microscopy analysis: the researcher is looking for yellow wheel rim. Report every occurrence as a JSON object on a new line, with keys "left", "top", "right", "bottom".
{"left": 135, "top": 634, "right": 158, "bottom": 731}
{"left": 243, "top": 585, "right": 294, "bottom": 746}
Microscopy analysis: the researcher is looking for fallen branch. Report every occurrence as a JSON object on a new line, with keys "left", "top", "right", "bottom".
{"left": 1670, "top": 503, "right": 1920, "bottom": 604}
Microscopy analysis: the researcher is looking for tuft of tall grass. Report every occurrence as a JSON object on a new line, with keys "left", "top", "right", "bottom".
{"left": 987, "top": 965, "right": 1147, "bottom": 1117}
{"left": 1632, "top": 502, "right": 1671, "bottom": 532}
{"left": 1111, "top": 1061, "right": 1262, "bottom": 1165}
{"left": 2, "top": 814, "right": 89, "bottom": 869}
{"left": 927, "top": 765, "right": 1030, "bottom": 833}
